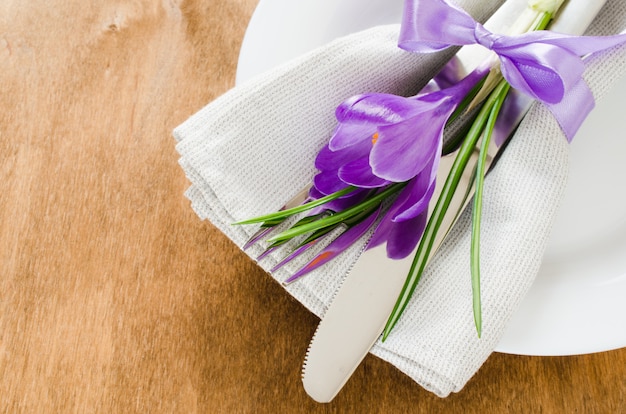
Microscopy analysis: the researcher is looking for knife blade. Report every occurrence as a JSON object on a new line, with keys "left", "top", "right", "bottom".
{"left": 302, "top": 0, "right": 606, "bottom": 403}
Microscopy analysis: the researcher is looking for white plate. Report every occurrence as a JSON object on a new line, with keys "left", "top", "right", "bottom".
{"left": 236, "top": 0, "right": 626, "bottom": 356}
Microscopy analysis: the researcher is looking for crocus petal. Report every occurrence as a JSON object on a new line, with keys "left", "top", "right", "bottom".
{"left": 336, "top": 93, "right": 422, "bottom": 124}
{"left": 315, "top": 138, "right": 371, "bottom": 171}
{"left": 328, "top": 122, "right": 377, "bottom": 151}
{"left": 307, "top": 185, "right": 326, "bottom": 201}
{"left": 385, "top": 211, "right": 428, "bottom": 259}
{"left": 367, "top": 181, "right": 414, "bottom": 250}
{"left": 392, "top": 138, "right": 441, "bottom": 222}
{"left": 368, "top": 201, "right": 428, "bottom": 260}
{"left": 338, "top": 156, "right": 391, "bottom": 188}
{"left": 257, "top": 246, "right": 277, "bottom": 261}
{"left": 313, "top": 169, "right": 350, "bottom": 195}
{"left": 330, "top": 93, "right": 427, "bottom": 150}
{"left": 270, "top": 235, "right": 330, "bottom": 273}
{"left": 243, "top": 226, "right": 276, "bottom": 250}
{"left": 284, "top": 208, "right": 381, "bottom": 283}
{"left": 370, "top": 102, "right": 449, "bottom": 182}
{"left": 392, "top": 172, "right": 436, "bottom": 223}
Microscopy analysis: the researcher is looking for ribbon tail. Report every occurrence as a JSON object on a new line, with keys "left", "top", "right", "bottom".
{"left": 545, "top": 78, "right": 595, "bottom": 142}
{"left": 531, "top": 31, "right": 626, "bottom": 59}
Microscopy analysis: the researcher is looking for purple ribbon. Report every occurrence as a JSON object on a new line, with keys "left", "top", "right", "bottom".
{"left": 399, "top": 0, "right": 626, "bottom": 141}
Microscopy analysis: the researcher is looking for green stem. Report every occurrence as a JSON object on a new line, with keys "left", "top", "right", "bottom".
{"left": 443, "top": 76, "right": 488, "bottom": 154}
{"left": 267, "top": 183, "right": 406, "bottom": 244}
{"left": 295, "top": 204, "right": 379, "bottom": 247}
{"left": 470, "top": 80, "right": 510, "bottom": 338}
{"left": 466, "top": 8, "right": 553, "bottom": 336}
{"left": 532, "top": 11, "right": 553, "bottom": 31}
{"left": 232, "top": 186, "right": 357, "bottom": 225}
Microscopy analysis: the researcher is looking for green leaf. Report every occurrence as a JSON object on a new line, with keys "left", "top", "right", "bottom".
{"left": 232, "top": 186, "right": 356, "bottom": 226}
{"left": 267, "top": 183, "right": 405, "bottom": 245}
{"left": 471, "top": 80, "right": 510, "bottom": 338}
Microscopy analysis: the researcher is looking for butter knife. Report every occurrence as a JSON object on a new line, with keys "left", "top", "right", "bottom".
{"left": 302, "top": 0, "right": 606, "bottom": 403}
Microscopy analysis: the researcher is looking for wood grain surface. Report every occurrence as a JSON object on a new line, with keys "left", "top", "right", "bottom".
{"left": 1, "top": 0, "right": 624, "bottom": 412}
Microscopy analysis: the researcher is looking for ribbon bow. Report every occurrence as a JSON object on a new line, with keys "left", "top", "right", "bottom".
{"left": 399, "top": 0, "right": 626, "bottom": 140}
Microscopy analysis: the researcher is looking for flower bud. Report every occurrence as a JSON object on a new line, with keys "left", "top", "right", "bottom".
{"left": 529, "top": 0, "right": 566, "bottom": 15}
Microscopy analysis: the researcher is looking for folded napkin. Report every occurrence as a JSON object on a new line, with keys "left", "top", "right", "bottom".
{"left": 174, "top": 0, "right": 626, "bottom": 397}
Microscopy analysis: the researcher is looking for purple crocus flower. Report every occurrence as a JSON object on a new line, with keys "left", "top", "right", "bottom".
{"left": 312, "top": 68, "right": 485, "bottom": 258}
{"left": 315, "top": 68, "right": 484, "bottom": 190}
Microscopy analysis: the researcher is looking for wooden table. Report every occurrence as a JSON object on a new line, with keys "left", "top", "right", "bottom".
{"left": 1, "top": 1, "right": 624, "bottom": 412}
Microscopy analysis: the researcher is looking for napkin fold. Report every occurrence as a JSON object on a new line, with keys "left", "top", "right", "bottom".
{"left": 174, "top": 0, "right": 626, "bottom": 397}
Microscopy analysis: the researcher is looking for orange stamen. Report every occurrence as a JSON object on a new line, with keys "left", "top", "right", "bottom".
{"left": 371, "top": 132, "right": 379, "bottom": 145}
{"left": 305, "top": 251, "right": 335, "bottom": 270}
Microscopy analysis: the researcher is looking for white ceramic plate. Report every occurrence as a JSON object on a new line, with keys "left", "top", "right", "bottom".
{"left": 236, "top": 0, "right": 626, "bottom": 356}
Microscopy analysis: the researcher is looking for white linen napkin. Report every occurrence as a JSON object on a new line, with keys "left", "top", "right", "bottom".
{"left": 174, "top": 0, "right": 626, "bottom": 397}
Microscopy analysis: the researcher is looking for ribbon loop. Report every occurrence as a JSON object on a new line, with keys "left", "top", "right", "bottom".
{"left": 399, "top": 0, "right": 626, "bottom": 140}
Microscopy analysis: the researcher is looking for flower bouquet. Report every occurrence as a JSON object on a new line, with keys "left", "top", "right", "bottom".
{"left": 235, "top": 0, "right": 626, "bottom": 339}
{"left": 175, "top": 0, "right": 626, "bottom": 398}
